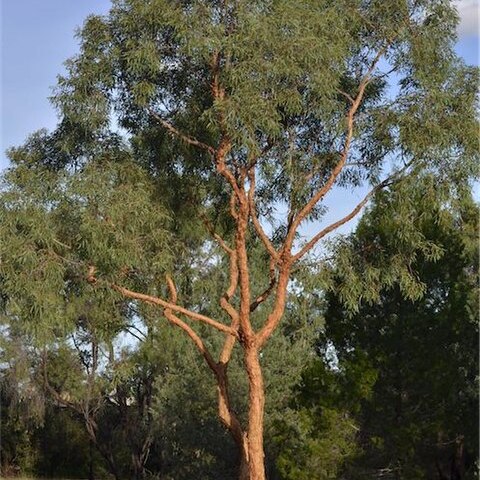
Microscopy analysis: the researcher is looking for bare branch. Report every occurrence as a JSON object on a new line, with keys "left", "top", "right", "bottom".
{"left": 125, "top": 326, "right": 146, "bottom": 343}
{"left": 114, "top": 283, "right": 236, "bottom": 336}
{"left": 218, "top": 253, "right": 240, "bottom": 368}
{"left": 216, "top": 367, "right": 246, "bottom": 451}
{"left": 86, "top": 268, "right": 237, "bottom": 337}
{"left": 165, "top": 274, "right": 178, "bottom": 303}
{"left": 229, "top": 191, "right": 239, "bottom": 220}
{"left": 220, "top": 250, "right": 240, "bottom": 322}
{"left": 256, "top": 265, "right": 291, "bottom": 348}
{"left": 335, "top": 88, "right": 355, "bottom": 104}
{"left": 162, "top": 281, "right": 219, "bottom": 374}
{"left": 125, "top": 325, "right": 145, "bottom": 342}
{"left": 216, "top": 137, "right": 242, "bottom": 199}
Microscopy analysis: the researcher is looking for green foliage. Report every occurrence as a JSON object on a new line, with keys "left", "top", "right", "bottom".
{"left": 275, "top": 407, "right": 359, "bottom": 480}
{"left": 1, "top": 0, "right": 478, "bottom": 478}
{"left": 0, "top": 137, "right": 172, "bottom": 345}
{"left": 45, "top": 0, "right": 477, "bottom": 229}
{"left": 318, "top": 184, "right": 479, "bottom": 478}
{"left": 323, "top": 175, "right": 474, "bottom": 311}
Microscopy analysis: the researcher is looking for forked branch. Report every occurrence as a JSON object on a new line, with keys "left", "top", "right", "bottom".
{"left": 87, "top": 267, "right": 237, "bottom": 337}
{"left": 292, "top": 162, "right": 415, "bottom": 261}
{"left": 282, "top": 39, "right": 395, "bottom": 256}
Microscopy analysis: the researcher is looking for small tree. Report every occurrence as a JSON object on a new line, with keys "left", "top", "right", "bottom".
{"left": 1, "top": 1, "right": 477, "bottom": 478}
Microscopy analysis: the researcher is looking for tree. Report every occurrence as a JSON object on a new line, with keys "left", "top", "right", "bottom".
{"left": 303, "top": 178, "right": 478, "bottom": 479}
{"left": 1, "top": 1, "right": 477, "bottom": 478}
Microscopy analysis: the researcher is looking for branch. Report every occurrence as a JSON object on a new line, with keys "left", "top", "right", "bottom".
{"left": 250, "top": 257, "right": 276, "bottom": 312}
{"left": 216, "top": 137, "right": 241, "bottom": 198}
{"left": 148, "top": 108, "right": 215, "bottom": 155}
{"left": 125, "top": 326, "right": 146, "bottom": 343}
{"left": 218, "top": 253, "right": 240, "bottom": 369}
{"left": 114, "top": 283, "right": 237, "bottom": 336}
{"left": 256, "top": 264, "right": 291, "bottom": 348}
{"left": 164, "top": 276, "right": 245, "bottom": 452}
{"left": 215, "top": 257, "right": 245, "bottom": 448}
{"left": 248, "top": 169, "right": 279, "bottom": 262}
{"left": 292, "top": 163, "right": 414, "bottom": 261}
{"left": 199, "top": 210, "right": 233, "bottom": 255}
{"left": 282, "top": 39, "right": 394, "bottom": 256}
{"left": 210, "top": 51, "right": 243, "bottom": 200}
{"left": 219, "top": 250, "right": 240, "bottom": 325}
{"left": 229, "top": 191, "right": 239, "bottom": 220}
{"left": 163, "top": 276, "right": 219, "bottom": 373}
{"left": 87, "top": 267, "right": 237, "bottom": 337}
{"left": 163, "top": 276, "right": 243, "bottom": 464}
{"left": 126, "top": 323, "right": 147, "bottom": 341}
{"left": 335, "top": 88, "right": 355, "bottom": 104}
{"left": 216, "top": 370, "right": 246, "bottom": 451}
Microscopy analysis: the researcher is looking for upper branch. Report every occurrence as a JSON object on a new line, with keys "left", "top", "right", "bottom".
{"left": 248, "top": 169, "right": 279, "bottom": 262}
{"left": 292, "top": 162, "right": 415, "bottom": 261}
{"left": 210, "top": 51, "right": 243, "bottom": 200}
{"left": 148, "top": 108, "right": 216, "bottom": 155}
{"left": 281, "top": 41, "right": 394, "bottom": 256}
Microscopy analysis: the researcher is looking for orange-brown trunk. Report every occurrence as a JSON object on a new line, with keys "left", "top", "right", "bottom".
{"left": 244, "top": 346, "right": 266, "bottom": 480}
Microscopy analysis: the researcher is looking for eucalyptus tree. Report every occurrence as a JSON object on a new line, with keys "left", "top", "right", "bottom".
{"left": 1, "top": 0, "right": 478, "bottom": 478}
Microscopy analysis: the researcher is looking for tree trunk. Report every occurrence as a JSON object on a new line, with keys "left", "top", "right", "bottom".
{"left": 239, "top": 454, "right": 250, "bottom": 480}
{"left": 89, "top": 438, "right": 94, "bottom": 480}
{"left": 244, "top": 346, "right": 266, "bottom": 480}
{"left": 132, "top": 452, "right": 144, "bottom": 480}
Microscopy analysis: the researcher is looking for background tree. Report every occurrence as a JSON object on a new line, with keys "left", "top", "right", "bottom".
{"left": 1, "top": 0, "right": 478, "bottom": 478}
{"left": 288, "top": 177, "right": 478, "bottom": 479}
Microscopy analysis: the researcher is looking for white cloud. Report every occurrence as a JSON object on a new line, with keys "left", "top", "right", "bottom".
{"left": 456, "top": 0, "right": 479, "bottom": 38}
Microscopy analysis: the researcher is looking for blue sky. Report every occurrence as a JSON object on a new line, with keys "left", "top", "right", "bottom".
{"left": 1, "top": 0, "right": 111, "bottom": 167}
{"left": 0, "top": 1, "right": 478, "bottom": 240}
